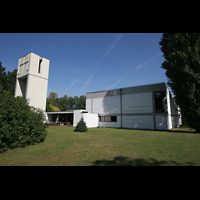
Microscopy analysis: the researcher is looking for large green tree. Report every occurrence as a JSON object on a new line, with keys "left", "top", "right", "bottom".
{"left": 0, "top": 61, "right": 17, "bottom": 95}
{"left": 46, "top": 93, "right": 86, "bottom": 111}
{"left": 159, "top": 33, "right": 200, "bottom": 133}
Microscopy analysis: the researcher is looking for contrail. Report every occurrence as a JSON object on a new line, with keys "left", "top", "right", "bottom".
{"left": 106, "top": 77, "right": 123, "bottom": 90}
{"left": 105, "top": 33, "right": 123, "bottom": 57}
{"left": 78, "top": 74, "right": 93, "bottom": 91}
{"left": 134, "top": 52, "right": 162, "bottom": 71}
{"left": 66, "top": 77, "right": 82, "bottom": 90}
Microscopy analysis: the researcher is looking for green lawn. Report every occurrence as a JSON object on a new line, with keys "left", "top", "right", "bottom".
{"left": 0, "top": 125, "right": 200, "bottom": 166}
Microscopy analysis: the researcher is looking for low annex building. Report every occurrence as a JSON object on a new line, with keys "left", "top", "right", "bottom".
{"left": 46, "top": 109, "right": 98, "bottom": 128}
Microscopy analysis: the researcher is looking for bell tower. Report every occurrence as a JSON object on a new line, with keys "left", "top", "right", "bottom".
{"left": 15, "top": 52, "right": 50, "bottom": 111}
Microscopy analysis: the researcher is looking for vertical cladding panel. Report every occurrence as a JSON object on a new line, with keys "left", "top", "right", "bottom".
{"left": 155, "top": 115, "right": 168, "bottom": 130}
{"left": 19, "top": 57, "right": 23, "bottom": 75}
{"left": 24, "top": 54, "right": 30, "bottom": 72}
{"left": 26, "top": 75, "right": 48, "bottom": 111}
{"left": 122, "top": 115, "right": 154, "bottom": 129}
{"left": 93, "top": 95, "right": 120, "bottom": 114}
{"left": 86, "top": 99, "right": 91, "bottom": 112}
{"left": 122, "top": 92, "right": 153, "bottom": 113}
{"left": 82, "top": 113, "right": 98, "bottom": 128}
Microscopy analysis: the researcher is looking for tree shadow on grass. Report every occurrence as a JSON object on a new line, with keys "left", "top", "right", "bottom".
{"left": 92, "top": 156, "right": 194, "bottom": 166}
{"left": 115, "top": 126, "right": 196, "bottom": 134}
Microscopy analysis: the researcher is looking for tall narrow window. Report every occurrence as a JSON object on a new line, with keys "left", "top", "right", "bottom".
{"left": 38, "top": 58, "right": 42, "bottom": 73}
{"left": 154, "top": 92, "right": 163, "bottom": 113}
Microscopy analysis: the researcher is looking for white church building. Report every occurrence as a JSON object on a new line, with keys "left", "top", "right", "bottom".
{"left": 15, "top": 53, "right": 182, "bottom": 130}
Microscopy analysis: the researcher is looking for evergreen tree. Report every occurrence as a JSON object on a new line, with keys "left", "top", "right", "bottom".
{"left": 159, "top": 33, "right": 200, "bottom": 132}
{"left": 74, "top": 117, "right": 88, "bottom": 132}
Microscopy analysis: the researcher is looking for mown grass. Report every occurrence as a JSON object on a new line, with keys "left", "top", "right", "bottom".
{"left": 0, "top": 125, "right": 200, "bottom": 166}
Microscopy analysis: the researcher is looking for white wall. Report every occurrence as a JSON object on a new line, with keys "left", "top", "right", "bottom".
{"left": 155, "top": 115, "right": 173, "bottom": 130}
{"left": 166, "top": 88, "right": 172, "bottom": 129}
{"left": 92, "top": 95, "right": 120, "bottom": 114}
{"left": 122, "top": 115, "right": 154, "bottom": 129}
{"left": 82, "top": 113, "right": 98, "bottom": 128}
{"left": 73, "top": 110, "right": 82, "bottom": 127}
{"left": 28, "top": 53, "right": 49, "bottom": 80}
{"left": 73, "top": 110, "right": 98, "bottom": 128}
{"left": 26, "top": 74, "right": 48, "bottom": 111}
{"left": 86, "top": 99, "right": 91, "bottom": 112}
{"left": 122, "top": 92, "right": 153, "bottom": 113}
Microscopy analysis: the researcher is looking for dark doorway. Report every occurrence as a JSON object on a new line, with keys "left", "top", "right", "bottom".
{"left": 52, "top": 114, "right": 58, "bottom": 123}
{"left": 59, "top": 114, "right": 66, "bottom": 122}
{"left": 66, "top": 113, "right": 73, "bottom": 125}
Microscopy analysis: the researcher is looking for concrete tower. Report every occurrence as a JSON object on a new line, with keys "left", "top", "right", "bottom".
{"left": 15, "top": 52, "right": 50, "bottom": 111}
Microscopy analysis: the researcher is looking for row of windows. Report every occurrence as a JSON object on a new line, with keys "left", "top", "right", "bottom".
{"left": 99, "top": 116, "right": 117, "bottom": 122}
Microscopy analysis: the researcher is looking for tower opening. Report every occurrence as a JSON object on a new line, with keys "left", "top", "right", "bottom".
{"left": 18, "top": 76, "right": 27, "bottom": 98}
{"left": 38, "top": 58, "right": 42, "bottom": 73}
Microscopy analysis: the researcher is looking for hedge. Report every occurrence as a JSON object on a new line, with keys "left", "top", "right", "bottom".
{"left": 0, "top": 88, "right": 47, "bottom": 153}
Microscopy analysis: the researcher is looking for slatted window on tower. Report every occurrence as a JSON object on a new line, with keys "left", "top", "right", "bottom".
{"left": 19, "top": 57, "right": 24, "bottom": 74}
{"left": 24, "top": 54, "right": 29, "bottom": 71}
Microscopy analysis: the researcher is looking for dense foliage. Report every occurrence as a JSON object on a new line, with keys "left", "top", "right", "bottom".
{"left": 159, "top": 33, "right": 200, "bottom": 132}
{"left": 74, "top": 117, "right": 88, "bottom": 132}
{"left": 0, "top": 88, "right": 47, "bottom": 153}
{"left": 46, "top": 92, "right": 86, "bottom": 111}
{"left": 0, "top": 61, "right": 17, "bottom": 95}
{"left": 46, "top": 98, "right": 61, "bottom": 112}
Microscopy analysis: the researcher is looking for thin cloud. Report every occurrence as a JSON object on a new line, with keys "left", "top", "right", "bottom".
{"left": 104, "top": 33, "right": 123, "bottom": 57}
{"left": 79, "top": 74, "right": 93, "bottom": 91}
{"left": 66, "top": 77, "right": 82, "bottom": 90}
{"left": 106, "top": 77, "right": 123, "bottom": 90}
{"left": 94, "top": 33, "right": 123, "bottom": 68}
{"left": 133, "top": 52, "right": 162, "bottom": 71}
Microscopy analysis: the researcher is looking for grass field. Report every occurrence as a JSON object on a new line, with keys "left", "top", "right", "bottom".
{"left": 0, "top": 125, "right": 200, "bottom": 166}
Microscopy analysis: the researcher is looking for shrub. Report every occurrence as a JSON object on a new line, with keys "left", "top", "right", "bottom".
{"left": 0, "top": 88, "right": 47, "bottom": 153}
{"left": 74, "top": 117, "right": 88, "bottom": 132}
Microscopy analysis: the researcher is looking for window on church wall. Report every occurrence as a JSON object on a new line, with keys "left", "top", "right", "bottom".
{"left": 154, "top": 92, "right": 164, "bottom": 113}
{"left": 99, "top": 116, "right": 117, "bottom": 122}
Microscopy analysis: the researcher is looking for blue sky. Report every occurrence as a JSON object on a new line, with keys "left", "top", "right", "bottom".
{"left": 0, "top": 33, "right": 169, "bottom": 97}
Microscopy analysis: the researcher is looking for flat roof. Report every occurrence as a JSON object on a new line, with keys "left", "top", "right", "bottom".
{"left": 46, "top": 109, "right": 88, "bottom": 114}
{"left": 86, "top": 82, "right": 166, "bottom": 94}
{"left": 20, "top": 52, "right": 49, "bottom": 60}
{"left": 46, "top": 111, "right": 74, "bottom": 114}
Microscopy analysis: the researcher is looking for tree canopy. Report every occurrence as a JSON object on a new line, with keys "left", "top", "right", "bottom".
{"left": 159, "top": 33, "right": 200, "bottom": 132}
{"left": 46, "top": 92, "right": 86, "bottom": 112}
{"left": 0, "top": 61, "right": 17, "bottom": 95}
